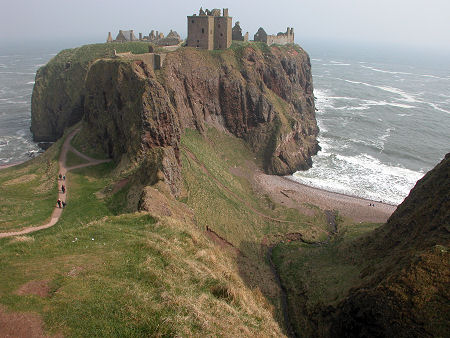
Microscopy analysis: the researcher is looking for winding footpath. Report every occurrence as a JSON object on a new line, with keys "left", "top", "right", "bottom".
{"left": 0, "top": 128, "right": 110, "bottom": 239}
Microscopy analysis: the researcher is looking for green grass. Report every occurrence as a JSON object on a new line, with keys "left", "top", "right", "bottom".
{"left": 181, "top": 128, "right": 330, "bottom": 247}
{"left": 65, "top": 150, "right": 88, "bottom": 167}
{"left": 50, "top": 42, "right": 157, "bottom": 66}
{"left": 0, "top": 125, "right": 358, "bottom": 336}
{"left": 0, "top": 142, "right": 60, "bottom": 232}
{"left": 272, "top": 220, "right": 384, "bottom": 336}
{"left": 0, "top": 135, "right": 286, "bottom": 336}
{"left": 70, "top": 125, "right": 109, "bottom": 160}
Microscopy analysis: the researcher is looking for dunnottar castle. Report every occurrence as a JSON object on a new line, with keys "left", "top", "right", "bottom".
{"left": 107, "top": 7, "right": 294, "bottom": 50}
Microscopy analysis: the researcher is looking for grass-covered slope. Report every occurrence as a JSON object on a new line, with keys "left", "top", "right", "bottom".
{"left": 0, "top": 139, "right": 60, "bottom": 232}
{"left": 272, "top": 154, "right": 450, "bottom": 337}
{"left": 1, "top": 126, "right": 332, "bottom": 336}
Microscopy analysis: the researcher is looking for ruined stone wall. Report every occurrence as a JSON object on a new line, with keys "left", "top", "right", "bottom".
{"left": 254, "top": 27, "right": 294, "bottom": 46}
{"left": 115, "top": 52, "right": 165, "bottom": 70}
{"left": 267, "top": 28, "right": 294, "bottom": 45}
{"left": 187, "top": 15, "right": 214, "bottom": 50}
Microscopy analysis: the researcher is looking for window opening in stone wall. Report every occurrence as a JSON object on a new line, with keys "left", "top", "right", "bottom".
{"left": 191, "top": 20, "right": 194, "bottom": 23}
{"left": 202, "top": 28, "right": 204, "bottom": 33}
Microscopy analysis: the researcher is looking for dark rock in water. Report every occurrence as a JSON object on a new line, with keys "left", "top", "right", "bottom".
{"left": 37, "top": 142, "right": 53, "bottom": 150}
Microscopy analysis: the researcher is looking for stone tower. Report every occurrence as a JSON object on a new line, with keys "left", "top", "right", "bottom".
{"left": 187, "top": 8, "right": 232, "bottom": 50}
{"left": 107, "top": 32, "right": 113, "bottom": 43}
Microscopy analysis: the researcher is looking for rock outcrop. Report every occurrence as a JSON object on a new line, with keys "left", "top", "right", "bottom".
{"left": 32, "top": 43, "right": 319, "bottom": 195}
{"left": 31, "top": 43, "right": 155, "bottom": 142}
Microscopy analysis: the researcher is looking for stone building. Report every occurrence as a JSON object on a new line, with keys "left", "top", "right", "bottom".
{"left": 186, "top": 8, "right": 232, "bottom": 50}
{"left": 232, "top": 22, "right": 248, "bottom": 42}
{"left": 254, "top": 27, "right": 294, "bottom": 45}
{"left": 113, "top": 30, "right": 138, "bottom": 42}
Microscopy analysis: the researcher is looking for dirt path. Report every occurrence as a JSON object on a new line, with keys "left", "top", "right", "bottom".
{"left": 0, "top": 128, "right": 111, "bottom": 239}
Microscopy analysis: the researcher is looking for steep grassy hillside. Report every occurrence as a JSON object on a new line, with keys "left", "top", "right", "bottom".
{"left": 0, "top": 126, "right": 336, "bottom": 336}
{"left": 0, "top": 139, "right": 60, "bottom": 231}
{"left": 273, "top": 154, "right": 450, "bottom": 337}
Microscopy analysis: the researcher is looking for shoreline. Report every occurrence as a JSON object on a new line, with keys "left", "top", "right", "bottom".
{"left": 283, "top": 175, "right": 398, "bottom": 207}
{"left": 0, "top": 161, "right": 25, "bottom": 170}
{"left": 254, "top": 170, "right": 397, "bottom": 223}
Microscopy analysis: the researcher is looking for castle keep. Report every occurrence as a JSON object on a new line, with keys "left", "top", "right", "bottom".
{"left": 186, "top": 8, "right": 232, "bottom": 50}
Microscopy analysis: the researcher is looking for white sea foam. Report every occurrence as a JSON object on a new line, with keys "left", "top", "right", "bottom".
{"left": 331, "top": 77, "right": 420, "bottom": 104}
{"left": 293, "top": 151, "right": 424, "bottom": 205}
{"left": 26, "top": 81, "right": 35, "bottom": 85}
{"left": 323, "top": 63, "right": 351, "bottom": 66}
{"left": 426, "top": 102, "right": 450, "bottom": 114}
{"left": 360, "top": 64, "right": 450, "bottom": 80}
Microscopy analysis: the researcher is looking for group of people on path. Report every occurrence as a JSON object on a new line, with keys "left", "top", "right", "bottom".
{"left": 57, "top": 173, "right": 67, "bottom": 208}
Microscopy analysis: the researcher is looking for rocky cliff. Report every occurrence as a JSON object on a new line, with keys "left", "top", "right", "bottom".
{"left": 33, "top": 43, "right": 319, "bottom": 195}
{"left": 31, "top": 43, "right": 157, "bottom": 142}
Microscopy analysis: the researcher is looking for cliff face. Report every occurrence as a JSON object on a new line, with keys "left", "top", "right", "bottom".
{"left": 31, "top": 43, "right": 158, "bottom": 142}
{"left": 81, "top": 44, "right": 319, "bottom": 194}
{"left": 332, "top": 153, "right": 450, "bottom": 337}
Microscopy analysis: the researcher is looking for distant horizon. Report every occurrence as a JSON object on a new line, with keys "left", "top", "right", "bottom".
{"left": 2, "top": 35, "right": 450, "bottom": 71}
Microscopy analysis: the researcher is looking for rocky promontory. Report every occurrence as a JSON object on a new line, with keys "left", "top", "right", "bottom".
{"left": 31, "top": 42, "right": 319, "bottom": 195}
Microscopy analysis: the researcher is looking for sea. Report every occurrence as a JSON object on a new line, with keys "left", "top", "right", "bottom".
{"left": 0, "top": 41, "right": 449, "bottom": 205}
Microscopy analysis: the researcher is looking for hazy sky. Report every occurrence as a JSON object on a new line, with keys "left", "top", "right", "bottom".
{"left": 1, "top": 0, "right": 450, "bottom": 53}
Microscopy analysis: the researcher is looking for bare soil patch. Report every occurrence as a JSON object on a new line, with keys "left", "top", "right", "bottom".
{"left": 15, "top": 280, "right": 50, "bottom": 298}
{"left": 0, "top": 305, "right": 48, "bottom": 338}
{"left": 111, "top": 178, "right": 129, "bottom": 194}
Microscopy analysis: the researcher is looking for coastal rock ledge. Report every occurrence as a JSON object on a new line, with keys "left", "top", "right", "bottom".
{"left": 31, "top": 43, "right": 319, "bottom": 195}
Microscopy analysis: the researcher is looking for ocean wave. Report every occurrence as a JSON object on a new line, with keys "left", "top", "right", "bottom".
{"left": 360, "top": 64, "right": 450, "bottom": 80}
{"left": 293, "top": 152, "right": 424, "bottom": 205}
{"left": 330, "top": 77, "right": 420, "bottom": 104}
{"left": 322, "top": 63, "right": 351, "bottom": 66}
{"left": 426, "top": 102, "right": 450, "bottom": 114}
{"left": 26, "top": 81, "right": 35, "bottom": 85}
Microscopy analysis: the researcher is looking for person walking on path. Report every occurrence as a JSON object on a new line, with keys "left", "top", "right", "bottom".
{"left": 57, "top": 199, "right": 62, "bottom": 208}
{"left": 59, "top": 173, "right": 62, "bottom": 180}
{"left": 61, "top": 184, "right": 66, "bottom": 194}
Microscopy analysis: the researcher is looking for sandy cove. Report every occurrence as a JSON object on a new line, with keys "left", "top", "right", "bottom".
{"left": 254, "top": 171, "right": 397, "bottom": 224}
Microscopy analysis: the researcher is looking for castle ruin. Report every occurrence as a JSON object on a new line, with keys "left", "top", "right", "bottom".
{"left": 232, "top": 22, "right": 249, "bottom": 42}
{"left": 186, "top": 8, "right": 232, "bottom": 50}
{"left": 107, "top": 29, "right": 182, "bottom": 46}
{"left": 106, "top": 8, "right": 295, "bottom": 50}
{"left": 254, "top": 27, "right": 294, "bottom": 46}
